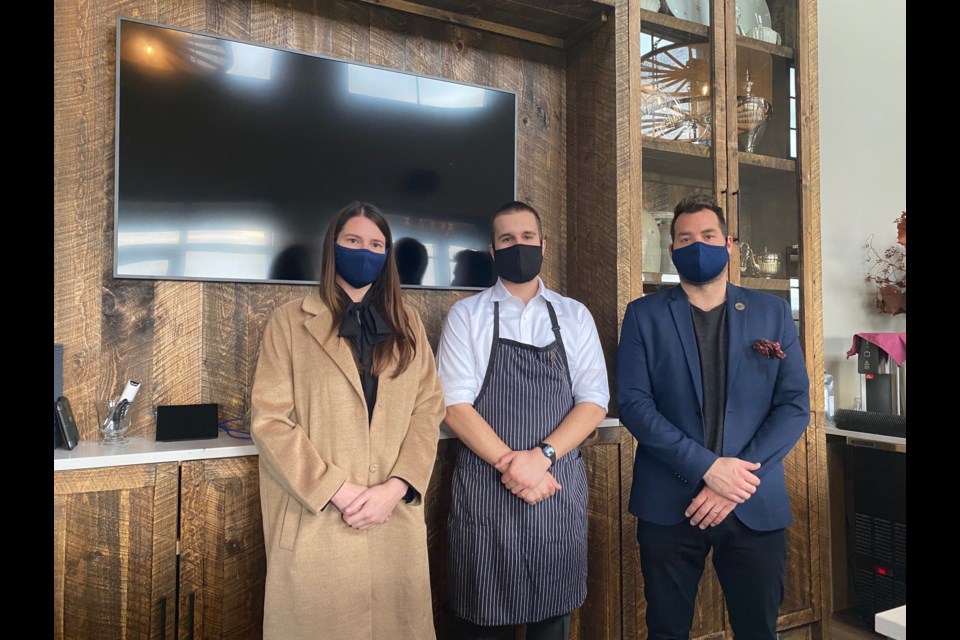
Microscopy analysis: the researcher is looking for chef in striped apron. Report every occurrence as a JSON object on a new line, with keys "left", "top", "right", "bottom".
{"left": 437, "top": 201, "right": 609, "bottom": 640}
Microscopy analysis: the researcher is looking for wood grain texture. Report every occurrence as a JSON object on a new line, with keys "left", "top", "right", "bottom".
{"left": 778, "top": 625, "right": 813, "bottom": 640}
{"left": 782, "top": 438, "right": 813, "bottom": 614}
{"left": 179, "top": 456, "right": 266, "bottom": 640}
{"left": 566, "top": 7, "right": 619, "bottom": 409}
{"left": 55, "top": 0, "right": 570, "bottom": 441}
{"left": 54, "top": 463, "right": 179, "bottom": 640}
{"left": 796, "top": 0, "right": 829, "bottom": 635}
{"left": 578, "top": 435, "right": 625, "bottom": 637}
{"left": 152, "top": 281, "right": 204, "bottom": 408}
{"left": 358, "top": 0, "right": 614, "bottom": 47}
{"left": 619, "top": 0, "right": 644, "bottom": 330}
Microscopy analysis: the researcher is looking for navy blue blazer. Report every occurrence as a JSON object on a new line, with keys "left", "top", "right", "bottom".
{"left": 617, "top": 282, "right": 810, "bottom": 531}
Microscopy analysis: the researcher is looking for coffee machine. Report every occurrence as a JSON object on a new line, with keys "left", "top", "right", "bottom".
{"left": 834, "top": 333, "right": 906, "bottom": 438}
{"left": 856, "top": 336, "right": 906, "bottom": 416}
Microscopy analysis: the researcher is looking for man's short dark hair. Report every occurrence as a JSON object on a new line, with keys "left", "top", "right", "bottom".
{"left": 490, "top": 201, "right": 544, "bottom": 244}
{"left": 669, "top": 193, "right": 728, "bottom": 241}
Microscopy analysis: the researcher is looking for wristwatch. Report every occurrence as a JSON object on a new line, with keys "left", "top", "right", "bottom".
{"left": 536, "top": 442, "right": 556, "bottom": 467}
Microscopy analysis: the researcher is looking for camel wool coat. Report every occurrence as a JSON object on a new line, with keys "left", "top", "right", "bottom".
{"left": 250, "top": 293, "right": 445, "bottom": 640}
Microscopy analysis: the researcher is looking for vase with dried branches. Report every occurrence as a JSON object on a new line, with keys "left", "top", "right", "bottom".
{"left": 864, "top": 211, "right": 906, "bottom": 315}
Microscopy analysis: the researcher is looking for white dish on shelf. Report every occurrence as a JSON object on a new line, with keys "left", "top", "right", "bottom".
{"left": 736, "top": 0, "right": 772, "bottom": 36}
{"left": 641, "top": 0, "right": 662, "bottom": 11}
{"left": 665, "top": 0, "right": 709, "bottom": 26}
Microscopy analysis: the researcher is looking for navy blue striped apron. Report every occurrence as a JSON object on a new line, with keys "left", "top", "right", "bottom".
{"left": 448, "top": 300, "right": 588, "bottom": 626}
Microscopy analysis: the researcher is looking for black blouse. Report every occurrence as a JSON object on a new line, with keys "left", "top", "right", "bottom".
{"left": 336, "top": 289, "right": 417, "bottom": 503}
{"left": 337, "top": 289, "right": 391, "bottom": 423}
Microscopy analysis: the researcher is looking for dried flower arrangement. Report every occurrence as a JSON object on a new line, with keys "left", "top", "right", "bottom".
{"left": 864, "top": 211, "right": 906, "bottom": 315}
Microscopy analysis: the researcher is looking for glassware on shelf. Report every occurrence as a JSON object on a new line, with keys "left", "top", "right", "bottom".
{"left": 95, "top": 399, "right": 132, "bottom": 445}
{"left": 640, "top": 208, "right": 662, "bottom": 272}
{"left": 756, "top": 246, "right": 782, "bottom": 278}
{"left": 739, "top": 241, "right": 759, "bottom": 276}
{"left": 652, "top": 211, "right": 677, "bottom": 274}
{"left": 736, "top": 71, "right": 771, "bottom": 153}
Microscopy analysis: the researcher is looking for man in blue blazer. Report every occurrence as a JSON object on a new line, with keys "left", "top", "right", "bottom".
{"left": 617, "top": 194, "right": 810, "bottom": 640}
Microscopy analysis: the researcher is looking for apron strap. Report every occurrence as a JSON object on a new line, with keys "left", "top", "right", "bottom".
{"left": 474, "top": 301, "right": 502, "bottom": 408}
{"left": 545, "top": 301, "right": 573, "bottom": 390}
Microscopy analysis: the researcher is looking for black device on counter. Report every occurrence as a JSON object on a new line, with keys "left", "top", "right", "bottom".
{"left": 156, "top": 403, "right": 219, "bottom": 442}
{"left": 54, "top": 343, "right": 64, "bottom": 449}
{"left": 55, "top": 396, "right": 80, "bottom": 451}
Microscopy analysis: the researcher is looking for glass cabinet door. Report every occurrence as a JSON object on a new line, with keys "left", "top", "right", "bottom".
{"left": 728, "top": 0, "right": 802, "bottom": 331}
{"left": 639, "top": 1, "right": 722, "bottom": 292}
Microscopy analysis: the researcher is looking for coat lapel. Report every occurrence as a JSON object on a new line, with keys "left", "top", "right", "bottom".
{"left": 668, "top": 287, "right": 704, "bottom": 409}
{"left": 302, "top": 294, "right": 365, "bottom": 405}
{"left": 725, "top": 283, "right": 747, "bottom": 407}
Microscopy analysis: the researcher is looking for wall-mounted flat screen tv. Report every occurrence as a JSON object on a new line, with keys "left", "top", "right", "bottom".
{"left": 115, "top": 18, "right": 517, "bottom": 288}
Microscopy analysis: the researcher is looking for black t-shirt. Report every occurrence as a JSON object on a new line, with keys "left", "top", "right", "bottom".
{"left": 691, "top": 303, "right": 727, "bottom": 456}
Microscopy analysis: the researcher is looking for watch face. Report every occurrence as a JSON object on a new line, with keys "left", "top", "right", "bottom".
{"left": 539, "top": 443, "right": 556, "bottom": 463}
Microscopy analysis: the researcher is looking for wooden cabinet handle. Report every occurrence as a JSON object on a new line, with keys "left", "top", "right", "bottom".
{"left": 159, "top": 595, "right": 167, "bottom": 640}
{"left": 731, "top": 189, "right": 741, "bottom": 241}
{"left": 188, "top": 591, "right": 196, "bottom": 640}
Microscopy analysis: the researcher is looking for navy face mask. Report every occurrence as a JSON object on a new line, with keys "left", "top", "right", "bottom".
{"left": 493, "top": 243, "right": 543, "bottom": 284}
{"left": 671, "top": 241, "right": 730, "bottom": 284}
{"left": 334, "top": 243, "right": 388, "bottom": 288}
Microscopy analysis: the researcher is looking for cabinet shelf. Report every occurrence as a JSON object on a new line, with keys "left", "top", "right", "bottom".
{"left": 741, "top": 276, "right": 797, "bottom": 291}
{"left": 642, "top": 138, "right": 796, "bottom": 183}
{"left": 642, "top": 272, "right": 681, "bottom": 287}
{"left": 736, "top": 34, "right": 794, "bottom": 58}
{"left": 640, "top": 8, "right": 709, "bottom": 39}
{"left": 642, "top": 274, "right": 795, "bottom": 292}
{"left": 739, "top": 151, "right": 796, "bottom": 172}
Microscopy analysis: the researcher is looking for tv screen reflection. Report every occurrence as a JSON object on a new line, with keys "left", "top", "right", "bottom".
{"left": 114, "top": 19, "right": 516, "bottom": 289}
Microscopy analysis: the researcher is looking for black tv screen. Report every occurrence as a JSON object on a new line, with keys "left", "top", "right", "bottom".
{"left": 114, "top": 18, "right": 516, "bottom": 288}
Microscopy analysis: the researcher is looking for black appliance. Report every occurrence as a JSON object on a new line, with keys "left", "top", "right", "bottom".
{"left": 846, "top": 443, "right": 906, "bottom": 622}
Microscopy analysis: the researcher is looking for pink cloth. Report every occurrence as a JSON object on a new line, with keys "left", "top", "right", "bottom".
{"left": 845, "top": 332, "right": 907, "bottom": 366}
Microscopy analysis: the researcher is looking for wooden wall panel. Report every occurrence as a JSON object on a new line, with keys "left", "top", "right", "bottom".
{"left": 55, "top": 0, "right": 567, "bottom": 437}
{"left": 566, "top": 8, "right": 620, "bottom": 410}
{"left": 783, "top": 438, "right": 813, "bottom": 614}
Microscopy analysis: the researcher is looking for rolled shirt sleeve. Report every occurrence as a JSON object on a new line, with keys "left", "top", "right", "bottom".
{"left": 437, "top": 302, "right": 482, "bottom": 407}
{"left": 569, "top": 304, "right": 610, "bottom": 411}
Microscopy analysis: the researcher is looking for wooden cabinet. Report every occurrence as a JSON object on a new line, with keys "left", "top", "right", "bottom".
{"left": 632, "top": 2, "right": 828, "bottom": 639}
{"left": 54, "top": 463, "right": 178, "bottom": 639}
{"left": 54, "top": 457, "right": 265, "bottom": 640}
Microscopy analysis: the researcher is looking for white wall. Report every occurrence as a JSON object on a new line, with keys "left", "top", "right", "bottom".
{"left": 818, "top": 0, "right": 906, "bottom": 411}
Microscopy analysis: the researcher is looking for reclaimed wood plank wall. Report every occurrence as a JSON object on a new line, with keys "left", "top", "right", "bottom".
{"left": 54, "top": 0, "right": 566, "bottom": 440}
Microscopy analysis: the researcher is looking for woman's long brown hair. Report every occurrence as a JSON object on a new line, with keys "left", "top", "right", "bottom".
{"left": 317, "top": 202, "right": 417, "bottom": 377}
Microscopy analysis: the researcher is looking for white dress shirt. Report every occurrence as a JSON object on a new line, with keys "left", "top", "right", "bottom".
{"left": 437, "top": 278, "right": 610, "bottom": 410}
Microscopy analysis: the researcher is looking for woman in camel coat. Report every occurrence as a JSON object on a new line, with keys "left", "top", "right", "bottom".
{"left": 251, "top": 202, "right": 445, "bottom": 640}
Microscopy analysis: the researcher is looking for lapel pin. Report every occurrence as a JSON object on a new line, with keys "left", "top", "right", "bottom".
{"left": 735, "top": 302, "right": 745, "bottom": 311}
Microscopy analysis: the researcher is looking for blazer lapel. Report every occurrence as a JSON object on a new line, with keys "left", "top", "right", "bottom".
{"left": 302, "top": 295, "right": 365, "bottom": 405}
{"left": 668, "top": 287, "right": 704, "bottom": 409}
{"left": 725, "top": 283, "right": 747, "bottom": 407}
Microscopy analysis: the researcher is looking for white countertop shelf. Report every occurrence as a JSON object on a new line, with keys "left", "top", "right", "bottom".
{"left": 875, "top": 605, "right": 906, "bottom": 640}
{"left": 54, "top": 418, "right": 624, "bottom": 471}
{"left": 54, "top": 430, "right": 257, "bottom": 471}
{"left": 825, "top": 425, "right": 906, "bottom": 447}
